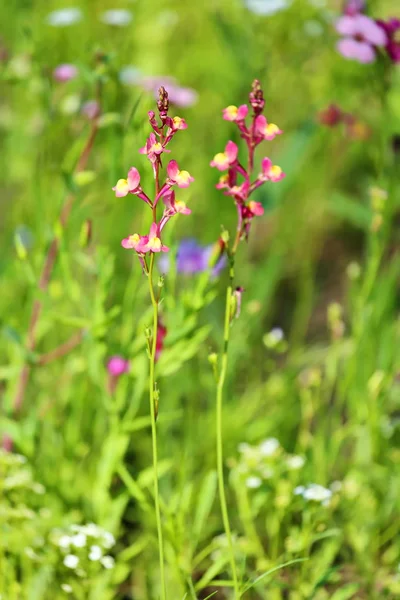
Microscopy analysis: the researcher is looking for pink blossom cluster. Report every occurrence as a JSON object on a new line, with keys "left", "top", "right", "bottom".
{"left": 112, "top": 88, "right": 194, "bottom": 260}
{"left": 336, "top": 1, "right": 400, "bottom": 64}
{"left": 210, "top": 80, "right": 285, "bottom": 241}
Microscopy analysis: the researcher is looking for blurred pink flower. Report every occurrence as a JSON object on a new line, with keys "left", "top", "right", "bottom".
{"left": 107, "top": 355, "right": 129, "bottom": 376}
{"left": 82, "top": 100, "right": 100, "bottom": 119}
{"left": 53, "top": 63, "right": 78, "bottom": 82}
{"left": 336, "top": 14, "right": 387, "bottom": 63}
{"left": 377, "top": 19, "right": 400, "bottom": 63}
{"left": 344, "top": 0, "right": 365, "bottom": 16}
{"left": 139, "top": 76, "right": 198, "bottom": 107}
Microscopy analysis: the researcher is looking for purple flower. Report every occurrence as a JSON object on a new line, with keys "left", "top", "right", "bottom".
{"left": 336, "top": 14, "right": 387, "bottom": 63}
{"left": 107, "top": 356, "right": 129, "bottom": 377}
{"left": 81, "top": 100, "right": 100, "bottom": 120}
{"left": 377, "top": 19, "right": 400, "bottom": 63}
{"left": 343, "top": 0, "right": 365, "bottom": 16}
{"left": 53, "top": 64, "right": 78, "bottom": 83}
{"left": 139, "top": 76, "right": 198, "bottom": 108}
{"left": 158, "top": 239, "right": 226, "bottom": 275}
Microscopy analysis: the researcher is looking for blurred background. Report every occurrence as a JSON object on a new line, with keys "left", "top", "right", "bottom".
{"left": 1, "top": 0, "right": 400, "bottom": 598}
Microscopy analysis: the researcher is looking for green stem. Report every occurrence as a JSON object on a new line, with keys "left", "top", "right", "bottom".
{"left": 216, "top": 262, "right": 240, "bottom": 598}
{"left": 148, "top": 252, "right": 167, "bottom": 600}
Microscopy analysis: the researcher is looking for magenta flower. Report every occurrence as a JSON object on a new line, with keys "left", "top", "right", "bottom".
{"left": 121, "top": 233, "right": 148, "bottom": 252}
{"left": 107, "top": 355, "right": 129, "bottom": 377}
{"left": 210, "top": 141, "right": 238, "bottom": 171}
{"left": 161, "top": 190, "right": 191, "bottom": 217}
{"left": 53, "top": 63, "right": 78, "bottom": 82}
{"left": 377, "top": 19, "right": 400, "bottom": 63}
{"left": 82, "top": 100, "right": 100, "bottom": 120}
{"left": 139, "top": 132, "right": 170, "bottom": 164}
{"left": 142, "top": 223, "right": 169, "bottom": 253}
{"left": 140, "top": 76, "right": 198, "bottom": 107}
{"left": 259, "top": 157, "right": 285, "bottom": 182}
{"left": 336, "top": 14, "right": 387, "bottom": 63}
{"left": 166, "top": 160, "right": 194, "bottom": 188}
{"left": 254, "top": 115, "right": 282, "bottom": 141}
{"left": 112, "top": 167, "right": 151, "bottom": 205}
{"left": 223, "top": 105, "right": 248, "bottom": 122}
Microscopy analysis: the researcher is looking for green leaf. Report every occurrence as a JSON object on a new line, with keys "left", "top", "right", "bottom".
{"left": 192, "top": 470, "right": 218, "bottom": 552}
{"left": 241, "top": 558, "right": 307, "bottom": 593}
{"left": 330, "top": 584, "right": 360, "bottom": 600}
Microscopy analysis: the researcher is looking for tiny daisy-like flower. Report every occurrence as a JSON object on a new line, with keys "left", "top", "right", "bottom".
{"left": 286, "top": 455, "right": 305, "bottom": 470}
{"left": 101, "top": 555, "right": 115, "bottom": 569}
{"left": 46, "top": 8, "right": 83, "bottom": 27}
{"left": 58, "top": 535, "right": 72, "bottom": 549}
{"left": 71, "top": 533, "right": 86, "bottom": 548}
{"left": 102, "top": 532, "right": 116, "bottom": 549}
{"left": 246, "top": 476, "right": 262, "bottom": 489}
{"left": 63, "top": 554, "right": 79, "bottom": 569}
{"left": 89, "top": 545, "right": 103, "bottom": 561}
{"left": 99, "top": 9, "right": 132, "bottom": 26}
{"left": 259, "top": 437, "right": 280, "bottom": 456}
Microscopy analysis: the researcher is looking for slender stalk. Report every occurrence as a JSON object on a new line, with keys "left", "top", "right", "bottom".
{"left": 148, "top": 245, "right": 167, "bottom": 600}
{"left": 216, "top": 260, "right": 240, "bottom": 598}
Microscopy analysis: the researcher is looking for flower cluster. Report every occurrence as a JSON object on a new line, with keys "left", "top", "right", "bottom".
{"left": 236, "top": 438, "right": 305, "bottom": 490}
{"left": 294, "top": 483, "right": 339, "bottom": 506}
{"left": 336, "top": 2, "right": 400, "bottom": 64}
{"left": 211, "top": 80, "right": 285, "bottom": 241}
{"left": 50, "top": 523, "right": 116, "bottom": 592}
{"left": 113, "top": 87, "right": 194, "bottom": 266}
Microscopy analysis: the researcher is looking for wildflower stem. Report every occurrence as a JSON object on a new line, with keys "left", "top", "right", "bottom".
{"left": 148, "top": 251, "right": 167, "bottom": 600}
{"left": 216, "top": 259, "right": 241, "bottom": 599}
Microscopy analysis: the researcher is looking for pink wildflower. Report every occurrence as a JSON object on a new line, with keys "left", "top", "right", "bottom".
{"left": 260, "top": 157, "right": 285, "bottom": 182}
{"left": 223, "top": 105, "right": 248, "bottom": 122}
{"left": 166, "top": 160, "right": 194, "bottom": 188}
{"left": 107, "top": 355, "right": 129, "bottom": 376}
{"left": 336, "top": 14, "right": 387, "bottom": 63}
{"left": 377, "top": 19, "right": 400, "bottom": 63}
{"left": 142, "top": 223, "right": 169, "bottom": 253}
{"left": 210, "top": 140, "right": 238, "bottom": 171}
{"left": 53, "top": 63, "right": 78, "bottom": 82}
{"left": 139, "top": 132, "right": 170, "bottom": 163}
{"left": 254, "top": 115, "right": 282, "bottom": 141}
{"left": 121, "top": 233, "right": 148, "bottom": 252}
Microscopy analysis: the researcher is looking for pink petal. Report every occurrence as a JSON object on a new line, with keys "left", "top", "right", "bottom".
{"left": 237, "top": 105, "right": 248, "bottom": 120}
{"left": 167, "top": 160, "right": 179, "bottom": 180}
{"left": 336, "top": 15, "right": 357, "bottom": 36}
{"left": 127, "top": 167, "right": 140, "bottom": 190}
{"left": 355, "top": 14, "right": 387, "bottom": 46}
{"left": 337, "top": 38, "right": 376, "bottom": 63}
{"left": 149, "top": 222, "right": 158, "bottom": 238}
{"left": 225, "top": 140, "right": 238, "bottom": 163}
{"left": 255, "top": 115, "right": 267, "bottom": 132}
{"left": 261, "top": 157, "right": 272, "bottom": 175}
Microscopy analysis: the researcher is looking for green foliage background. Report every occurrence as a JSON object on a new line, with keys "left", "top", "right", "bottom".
{"left": 1, "top": 0, "right": 400, "bottom": 598}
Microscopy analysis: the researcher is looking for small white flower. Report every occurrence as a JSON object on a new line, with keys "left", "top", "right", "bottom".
{"left": 46, "top": 8, "right": 82, "bottom": 27}
{"left": 71, "top": 533, "right": 86, "bottom": 548}
{"left": 101, "top": 555, "right": 115, "bottom": 569}
{"left": 82, "top": 523, "right": 100, "bottom": 537}
{"left": 63, "top": 554, "right": 79, "bottom": 569}
{"left": 24, "top": 547, "right": 37, "bottom": 559}
{"left": 259, "top": 438, "right": 280, "bottom": 457}
{"left": 286, "top": 455, "right": 305, "bottom": 470}
{"left": 58, "top": 535, "right": 72, "bottom": 549}
{"left": 100, "top": 9, "right": 132, "bottom": 26}
{"left": 89, "top": 545, "right": 103, "bottom": 561}
{"left": 61, "top": 584, "right": 73, "bottom": 594}
{"left": 102, "top": 532, "right": 115, "bottom": 549}
{"left": 32, "top": 482, "right": 45, "bottom": 494}
{"left": 246, "top": 476, "right": 262, "bottom": 489}
{"left": 260, "top": 466, "right": 274, "bottom": 479}
{"left": 244, "top": 0, "right": 291, "bottom": 16}
{"left": 119, "top": 66, "right": 142, "bottom": 86}
{"left": 303, "top": 484, "right": 332, "bottom": 503}
{"left": 294, "top": 485, "right": 305, "bottom": 496}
